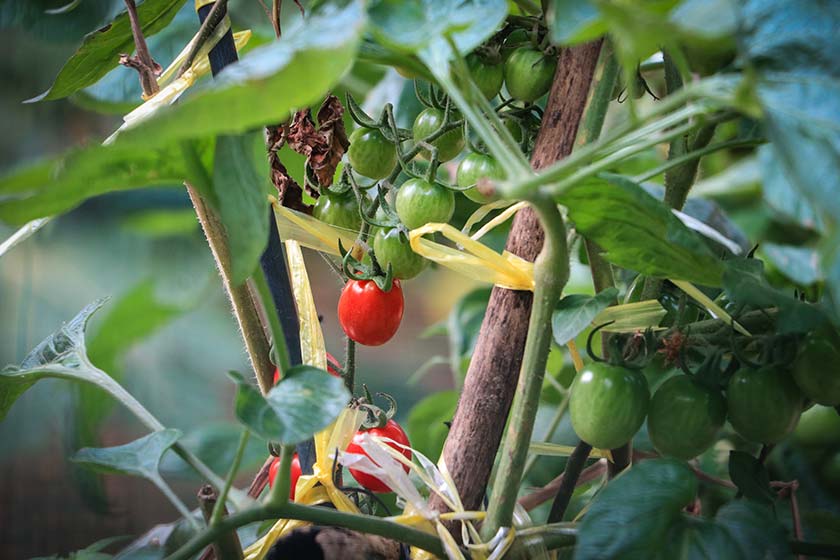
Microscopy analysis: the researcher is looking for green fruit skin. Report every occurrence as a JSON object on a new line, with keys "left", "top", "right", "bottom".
{"left": 395, "top": 178, "right": 455, "bottom": 230}
{"left": 312, "top": 191, "right": 361, "bottom": 232}
{"left": 647, "top": 375, "right": 726, "bottom": 460}
{"left": 412, "top": 108, "right": 465, "bottom": 162}
{"left": 569, "top": 363, "right": 650, "bottom": 450}
{"left": 504, "top": 48, "right": 557, "bottom": 103}
{"left": 794, "top": 405, "right": 840, "bottom": 447}
{"left": 456, "top": 153, "right": 504, "bottom": 204}
{"left": 727, "top": 366, "right": 802, "bottom": 444}
{"left": 347, "top": 128, "right": 397, "bottom": 180}
{"left": 373, "top": 228, "right": 427, "bottom": 280}
{"left": 466, "top": 54, "right": 504, "bottom": 100}
{"left": 793, "top": 334, "right": 840, "bottom": 405}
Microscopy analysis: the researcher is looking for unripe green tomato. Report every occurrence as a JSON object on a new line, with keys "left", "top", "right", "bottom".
{"left": 466, "top": 53, "right": 504, "bottom": 100}
{"left": 793, "top": 333, "right": 840, "bottom": 405}
{"left": 504, "top": 48, "right": 556, "bottom": 103}
{"left": 347, "top": 128, "right": 397, "bottom": 180}
{"left": 647, "top": 375, "right": 726, "bottom": 460}
{"left": 412, "top": 108, "right": 465, "bottom": 162}
{"left": 373, "top": 227, "right": 427, "bottom": 280}
{"left": 569, "top": 363, "right": 650, "bottom": 450}
{"left": 313, "top": 190, "right": 361, "bottom": 232}
{"left": 456, "top": 153, "right": 504, "bottom": 203}
{"left": 501, "top": 29, "right": 530, "bottom": 61}
{"left": 727, "top": 366, "right": 802, "bottom": 444}
{"left": 794, "top": 404, "right": 840, "bottom": 447}
{"left": 821, "top": 451, "right": 840, "bottom": 490}
{"left": 395, "top": 178, "right": 455, "bottom": 230}
{"left": 502, "top": 117, "right": 524, "bottom": 143}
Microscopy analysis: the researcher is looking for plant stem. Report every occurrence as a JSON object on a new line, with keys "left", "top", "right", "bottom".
{"left": 211, "top": 429, "right": 250, "bottom": 525}
{"left": 122, "top": 0, "right": 160, "bottom": 96}
{"left": 547, "top": 441, "right": 592, "bottom": 522}
{"left": 251, "top": 267, "right": 291, "bottom": 374}
{"left": 166, "top": 502, "right": 447, "bottom": 560}
{"left": 267, "top": 444, "right": 295, "bottom": 505}
{"left": 482, "top": 198, "right": 569, "bottom": 539}
{"left": 633, "top": 138, "right": 762, "bottom": 183}
{"left": 344, "top": 335, "right": 357, "bottom": 393}
{"left": 198, "top": 485, "right": 243, "bottom": 560}
{"left": 153, "top": 476, "right": 201, "bottom": 530}
{"left": 176, "top": 0, "right": 229, "bottom": 78}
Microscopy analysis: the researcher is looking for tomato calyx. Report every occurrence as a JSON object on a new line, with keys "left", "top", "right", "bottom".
{"left": 338, "top": 238, "right": 395, "bottom": 293}
{"left": 345, "top": 92, "right": 411, "bottom": 146}
{"left": 585, "top": 321, "right": 655, "bottom": 371}
{"left": 354, "top": 385, "right": 398, "bottom": 430}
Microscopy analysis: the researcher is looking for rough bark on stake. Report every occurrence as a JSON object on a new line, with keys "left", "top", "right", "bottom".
{"left": 429, "top": 40, "right": 604, "bottom": 516}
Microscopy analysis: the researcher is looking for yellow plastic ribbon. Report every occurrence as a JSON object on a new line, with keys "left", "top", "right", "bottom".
{"left": 272, "top": 202, "right": 357, "bottom": 256}
{"left": 243, "top": 241, "right": 364, "bottom": 560}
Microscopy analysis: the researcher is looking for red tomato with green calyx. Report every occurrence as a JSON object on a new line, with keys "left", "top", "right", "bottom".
{"left": 347, "top": 419, "right": 412, "bottom": 493}
{"left": 268, "top": 453, "right": 302, "bottom": 500}
{"left": 338, "top": 279, "right": 404, "bottom": 346}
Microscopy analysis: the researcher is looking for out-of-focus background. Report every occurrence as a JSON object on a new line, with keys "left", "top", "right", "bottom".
{"left": 0, "top": 2, "right": 474, "bottom": 557}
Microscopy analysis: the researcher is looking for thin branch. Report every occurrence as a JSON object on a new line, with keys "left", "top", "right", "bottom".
{"left": 198, "top": 486, "right": 243, "bottom": 560}
{"left": 519, "top": 459, "right": 606, "bottom": 511}
{"left": 121, "top": 0, "right": 160, "bottom": 96}
{"left": 547, "top": 441, "right": 594, "bottom": 522}
{"left": 177, "top": 0, "right": 229, "bottom": 78}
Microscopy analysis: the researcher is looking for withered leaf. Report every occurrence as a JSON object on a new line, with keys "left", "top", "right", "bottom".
{"left": 287, "top": 94, "right": 349, "bottom": 188}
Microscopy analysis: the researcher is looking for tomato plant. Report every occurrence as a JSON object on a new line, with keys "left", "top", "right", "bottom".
{"left": 347, "top": 127, "right": 398, "bottom": 180}
{"left": 337, "top": 279, "right": 404, "bottom": 346}
{"left": 456, "top": 152, "right": 504, "bottom": 203}
{"left": 727, "top": 366, "right": 803, "bottom": 444}
{"left": 412, "top": 108, "right": 465, "bottom": 162}
{"left": 3, "top": 0, "right": 839, "bottom": 558}
{"left": 346, "top": 419, "right": 412, "bottom": 493}
{"left": 569, "top": 363, "right": 650, "bottom": 450}
{"left": 395, "top": 177, "right": 455, "bottom": 229}
{"left": 647, "top": 375, "right": 726, "bottom": 460}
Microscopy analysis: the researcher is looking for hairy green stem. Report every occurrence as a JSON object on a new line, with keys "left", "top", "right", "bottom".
{"left": 633, "top": 138, "right": 763, "bottom": 183}
{"left": 166, "top": 502, "right": 447, "bottom": 560}
{"left": 482, "top": 198, "right": 569, "bottom": 538}
{"left": 211, "top": 429, "right": 250, "bottom": 525}
{"left": 252, "top": 268, "right": 291, "bottom": 375}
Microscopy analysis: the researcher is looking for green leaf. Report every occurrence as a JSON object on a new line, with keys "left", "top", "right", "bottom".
{"left": 559, "top": 174, "right": 725, "bottom": 286}
{"left": 212, "top": 133, "right": 271, "bottom": 285}
{"left": 229, "top": 367, "right": 349, "bottom": 445}
{"left": 551, "top": 288, "right": 618, "bottom": 346}
{"left": 762, "top": 243, "right": 822, "bottom": 286}
{"left": 368, "top": 0, "right": 507, "bottom": 74}
{"left": 575, "top": 459, "right": 698, "bottom": 559}
{"left": 28, "top": 0, "right": 187, "bottom": 102}
{"left": 714, "top": 500, "right": 790, "bottom": 559}
{"left": 758, "top": 145, "right": 824, "bottom": 233}
{"left": 722, "top": 258, "right": 828, "bottom": 333}
{"left": 727, "top": 450, "right": 775, "bottom": 506}
{"left": 72, "top": 429, "right": 182, "bottom": 479}
{"left": 0, "top": 141, "right": 196, "bottom": 225}
{"left": 109, "top": 1, "right": 365, "bottom": 149}
{"left": 547, "top": 0, "right": 606, "bottom": 45}
{"left": 406, "top": 390, "right": 458, "bottom": 461}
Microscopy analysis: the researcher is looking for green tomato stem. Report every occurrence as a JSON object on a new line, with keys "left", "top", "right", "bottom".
{"left": 482, "top": 197, "right": 569, "bottom": 538}
{"left": 267, "top": 444, "right": 296, "bottom": 506}
{"left": 211, "top": 428, "right": 250, "bottom": 526}
{"left": 165, "top": 502, "right": 448, "bottom": 560}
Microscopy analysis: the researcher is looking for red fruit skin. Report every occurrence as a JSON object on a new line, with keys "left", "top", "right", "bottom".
{"left": 337, "top": 280, "right": 404, "bottom": 346}
{"left": 346, "top": 419, "right": 412, "bottom": 493}
{"left": 273, "top": 352, "right": 342, "bottom": 385}
{"left": 268, "top": 453, "right": 303, "bottom": 500}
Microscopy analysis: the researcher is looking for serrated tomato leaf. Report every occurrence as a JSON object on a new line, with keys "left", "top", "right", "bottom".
{"left": 551, "top": 288, "right": 618, "bottom": 346}
{"left": 229, "top": 367, "right": 349, "bottom": 445}
{"left": 28, "top": 0, "right": 187, "bottom": 102}
{"left": 559, "top": 174, "right": 725, "bottom": 286}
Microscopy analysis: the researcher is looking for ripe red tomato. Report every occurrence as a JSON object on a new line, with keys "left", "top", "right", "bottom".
{"left": 268, "top": 453, "right": 302, "bottom": 500}
{"left": 273, "top": 352, "right": 341, "bottom": 384}
{"left": 337, "top": 279, "right": 404, "bottom": 346}
{"left": 346, "top": 419, "right": 412, "bottom": 493}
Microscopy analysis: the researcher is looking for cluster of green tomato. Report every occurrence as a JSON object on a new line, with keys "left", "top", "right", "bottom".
{"left": 568, "top": 330, "right": 840, "bottom": 460}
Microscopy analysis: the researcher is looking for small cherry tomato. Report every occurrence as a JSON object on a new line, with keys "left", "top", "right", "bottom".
{"left": 347, "top": 127, "right": 397, "bottom": 180}
{"left": 395, "top": 177, "right": 455, "bottom": 229}
{"left": 727, "top": 366, "right": 802, "bottom": 444}
{"left": 338, "top": 279, "right": 404, "bottom": 346}
{"left": 569, "top": 362, "right": 650, "bottom": 450}
{"left": 456, "top": 153, "right": 504, "bottom": 203}
{"left": 647, "top": 375, "right": 726, "bottom": 460}
{"left": 466, "top": 53, "right": 504, "bottom": 100}
{"left": 412, "top": 108, "right": 465, "bottom": 162}
{"left": 504, "top": 48, "right": 556, "bottom": 103}
{"left": 346, "top": 419, "right": 412, "bottom": 493}
{"left": 373, "top": 227, "right": 427, "bottom": 279}
{"left": 793, "top": 331, "right": 840, "bottom": 405}
{"left": 268, "top": 453, "right": 302, "bottom": 500}
{"left": 312, "top": 190, "right": 362, "bottom": 232}
{"left": 794, "top": 405, "right": 840, "bottom": 447}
